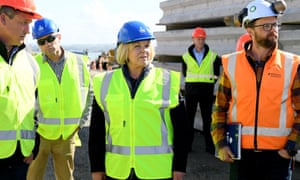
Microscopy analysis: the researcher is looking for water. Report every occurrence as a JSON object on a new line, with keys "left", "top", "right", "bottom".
{"left": 28, "top": 43, "right": 116, "bottom": 62}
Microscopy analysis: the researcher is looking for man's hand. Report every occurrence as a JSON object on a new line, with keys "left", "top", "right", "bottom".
{"left": 278, "top": 149, "right": 293, "bottom": 159}
{"left": 217, "top": 146, "right": 235, "bottom": 163}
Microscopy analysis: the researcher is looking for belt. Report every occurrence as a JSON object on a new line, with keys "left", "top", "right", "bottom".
{"left": 242, "top": 149, "right": 278, "bottom": 153}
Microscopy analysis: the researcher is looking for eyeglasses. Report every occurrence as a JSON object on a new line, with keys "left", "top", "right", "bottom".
{"left": 37, "top": 35, "right": 58, "bottom": 46}
{"left": 251, "top": 23, "right": 281, "bottom": 31}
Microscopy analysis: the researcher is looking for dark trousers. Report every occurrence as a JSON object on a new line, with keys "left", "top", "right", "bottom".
{"left": 0, "top": 143, "right": 29, "bottom": 180}
{"left": 185, "top": 83, "right": 215, "bottom": 152}
{"left": 0, "top": 161, "right": 29, "bottom": 180}
{"left": 230, "top": 150, "right": 292, "bottom": 180}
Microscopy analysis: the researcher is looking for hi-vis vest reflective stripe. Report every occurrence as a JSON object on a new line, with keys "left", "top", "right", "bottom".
{"left": 222, "top": 50, "right": 299, "bottom": 150}
{"left": 0, "top": 49, "right": 39, "bottom": 158}
{"left": 93, "top": 67, "right": 180, "bottom": 179}
{"left": 183, "top": 50, "right": 217, "bottom": 83}
{"left": 36, "top": 52, "right": 89, "bottom": 140}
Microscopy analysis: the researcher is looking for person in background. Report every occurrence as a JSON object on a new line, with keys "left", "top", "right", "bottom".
{"left": 236, "top": 33, "right": 251, "bottom": 51}
{"left": 96, "top": 52, "right": 108, "bottom": 71}
{"left": 95, "top": 55, "right": 102, "bottom": 71}
{"left": 182, "top": 27, "right": 222, "bottom": 154}
{"left": 89, "top": 60, "right": 100, "bottom": 79}
{"left": 211, "top": 0, "right": 300, "bottom": 179}
{"left": 105, "top": 62, "right": 113, "bottom": 71}
{"left": 0, "top": 1, "right": 41, "bottom": 179}
{"left": 101, "top": 54, "right": 109, "bottom": 71}
{"left": 89, "top": 20, "right": 188, "bottom": 180}
{"left": 27, "top": 18, "right": 92, "bottom": 180}
{"left": 90, "top": 60, "right": 97, "bottom": 71}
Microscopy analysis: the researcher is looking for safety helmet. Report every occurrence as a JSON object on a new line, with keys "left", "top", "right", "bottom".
{"left": 192, "top": 27, "right": 206, "bottom": 38}
{"left": 117, "top": 21, "right": 155, "bottom": 44}
{"left": 236, "top": 33, "right": 251, "bottom": 51}
{"left": 240, "top": 0, "right": 286, "bottom": 28}
{"left": 32, "top": 18, "right": 59, "bottom": 39}
{"left": 0, "top": 0, "right": 42, "bottom": 19}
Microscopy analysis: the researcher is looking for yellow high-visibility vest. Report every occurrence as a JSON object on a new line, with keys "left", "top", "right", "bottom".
{"left": 0, "top": 49, "right": 39, "bottom": 158}
{"left": 183, "top": 50, "right": 217, "bottom": 83}
{"left": 35, "top": 52, "right": 90, "bottom": 140}
{"left": 93, "top": 67, "right": 180, "bottom": 179}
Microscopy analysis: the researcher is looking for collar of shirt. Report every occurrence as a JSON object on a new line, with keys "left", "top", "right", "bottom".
{"left": 193, "top": 47, "right": 205, "bottom": 65}
{"left": 122, "top": 64, "right": 152, "bottom": 98}
{"left": 0, "top": 41, "right": 25, "bottom": 65}
{"left": 42, "top": 51, "right": 66, "bottom": 82}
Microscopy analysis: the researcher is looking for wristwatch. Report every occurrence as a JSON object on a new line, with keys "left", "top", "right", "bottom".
{"left": 287, "top": 149, "right": 298, "bottom": 157}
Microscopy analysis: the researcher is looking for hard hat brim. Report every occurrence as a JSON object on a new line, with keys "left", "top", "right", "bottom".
{"left": 192, "top": 35, "right": 206, "bottom": 38}
{"left": 17, "top": 7, "right": 42, "bottom": 19}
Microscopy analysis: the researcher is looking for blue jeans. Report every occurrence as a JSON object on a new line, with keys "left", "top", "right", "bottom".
{"left": 0, "top": 161, "right": 29, "bottom": 180}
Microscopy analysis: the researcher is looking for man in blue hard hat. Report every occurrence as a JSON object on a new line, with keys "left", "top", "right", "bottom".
{"left": 27, "top": 17, "right": 92, "bottom": 180}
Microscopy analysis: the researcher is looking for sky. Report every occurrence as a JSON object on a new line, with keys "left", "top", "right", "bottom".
{"left": 29, "top": 0, "right": 165, "bottom": 46}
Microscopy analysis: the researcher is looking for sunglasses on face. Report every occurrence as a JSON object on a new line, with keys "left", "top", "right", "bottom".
{"left": 37, "top": 35, "right": 58, "bottom": 46}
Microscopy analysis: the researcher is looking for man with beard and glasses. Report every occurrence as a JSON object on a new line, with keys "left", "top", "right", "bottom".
{"left": 211, "top": 0, "right": 300, "bottom": 179}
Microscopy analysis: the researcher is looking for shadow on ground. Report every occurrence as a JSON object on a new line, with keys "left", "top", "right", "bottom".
{"left": 44, "top": 128, "right": 300, "bottom": 180}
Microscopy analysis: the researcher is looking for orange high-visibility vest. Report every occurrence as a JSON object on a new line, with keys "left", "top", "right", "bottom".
{"left": 222, "top": 49, "right": 300, "bottom": 150}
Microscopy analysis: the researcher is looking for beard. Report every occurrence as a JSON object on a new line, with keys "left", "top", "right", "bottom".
{"left": 255, "top": 32, "right": 278, "bottom": 48}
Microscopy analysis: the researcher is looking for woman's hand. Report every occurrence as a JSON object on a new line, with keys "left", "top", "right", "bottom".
{"left": 173, "top": 171, "right": 185, "bottom": 180}
{"left": 23, "top": 153, "right": 34, "bottom": 164}
{"left": 92, "top": 172, "right": 106, "bottom": 180}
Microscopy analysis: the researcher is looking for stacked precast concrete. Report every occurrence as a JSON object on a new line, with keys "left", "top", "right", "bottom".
{"left": 154, "top": 0, "right": 300, "bottom": 63}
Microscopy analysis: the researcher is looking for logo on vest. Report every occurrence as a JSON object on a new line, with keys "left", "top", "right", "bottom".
{"left": 268, "top": 72, "right": 281, "bottom": 78}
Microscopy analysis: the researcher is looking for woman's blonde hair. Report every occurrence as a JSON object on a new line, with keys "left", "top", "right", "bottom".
{"left": 116, "top": 41, "right": 155, "bottom": 65}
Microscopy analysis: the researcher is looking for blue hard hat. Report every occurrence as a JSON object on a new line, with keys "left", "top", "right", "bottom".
{"left": 117, "top": 21, "right": 155, "bottom": 44}
{"left": 32, "top": 18, "right": 59, "bottom": 39}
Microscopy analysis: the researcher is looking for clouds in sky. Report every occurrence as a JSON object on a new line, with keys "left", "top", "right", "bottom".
{"left": 31, "top": 0, "right": 164, "bottom": 45}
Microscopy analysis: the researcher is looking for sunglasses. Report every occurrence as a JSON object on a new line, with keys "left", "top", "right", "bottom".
{"left": 37, "top": 35, "right": 58, "bottom": 46}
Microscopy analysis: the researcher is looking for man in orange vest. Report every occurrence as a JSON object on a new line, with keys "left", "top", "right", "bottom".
{"left": 211, "top": 0, "right": 300, "bottom": 179}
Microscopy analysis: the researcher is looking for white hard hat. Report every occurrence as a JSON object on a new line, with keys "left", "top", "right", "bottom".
{"left": 240, "top": 0, "right": 286, "bottom": 27}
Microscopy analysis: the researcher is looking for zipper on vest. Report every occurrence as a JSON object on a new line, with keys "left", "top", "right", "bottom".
{"left": 254, "top": 63, "right": 265, "bottom": 150}
{"left": 254, "top": 92, "right": 259, "bottom": 150}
